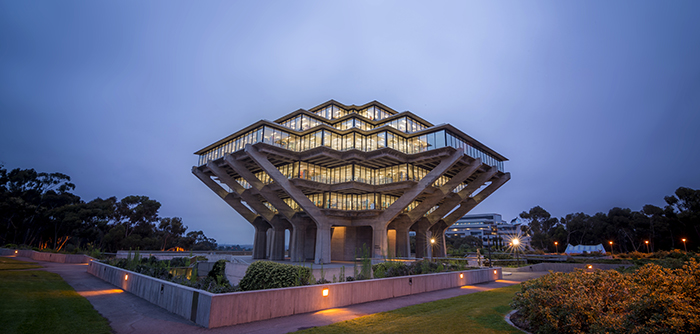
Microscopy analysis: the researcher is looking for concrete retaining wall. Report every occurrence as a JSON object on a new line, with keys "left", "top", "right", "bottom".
{"left": 207, "top": 267, "right": 501, "bottom": 328}
{"left": 505, "top": 262, "right": 633, "bottom": 272}
{"left": 0, "top": 248, "right": 92, "bottom": 263}
{"left": 87, "top": 259, "right": 501, "bottom": 328}
{"left": 88, "top": 261, "right": 214, "bottom": 327}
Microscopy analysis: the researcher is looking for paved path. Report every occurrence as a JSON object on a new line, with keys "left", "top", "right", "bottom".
{"left": 5, "top": 255, "right": 546, "bottom": 334}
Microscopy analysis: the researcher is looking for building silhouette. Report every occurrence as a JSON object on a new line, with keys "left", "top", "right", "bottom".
{"left": 193, "top": 100, "right": 510, "bottom": 264}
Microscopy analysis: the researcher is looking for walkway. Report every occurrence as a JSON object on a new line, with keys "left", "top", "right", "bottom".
{"left": 6, "top": 255, "right": 546, "bottom": 334}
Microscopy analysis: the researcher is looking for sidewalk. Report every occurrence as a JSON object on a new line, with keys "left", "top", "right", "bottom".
{"left": 7, "top": 255, "right": 546, "bottom": 334}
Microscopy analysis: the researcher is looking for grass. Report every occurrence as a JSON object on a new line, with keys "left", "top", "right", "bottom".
{"left": 0, "top": 257, "right": 42, "bottom": 270}
{"left": 297, "top": 284, "right": 522, "bottom": 333}
{"left": 0, "top": 270, "right": 112, "bottom": 334}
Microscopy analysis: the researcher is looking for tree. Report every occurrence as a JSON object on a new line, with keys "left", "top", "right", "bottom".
{"left": 520, "top": 206, "right": 559, "bottom": 250}
{"left": 157, "top": 217, "right": 187, "bottom": 250}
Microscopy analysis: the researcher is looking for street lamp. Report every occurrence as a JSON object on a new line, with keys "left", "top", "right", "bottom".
{"left": 554, "top": 241, "right": 559, "bottom": 254}
{"left": 609, "top": 241, "right": 614, "bottom": 255}
{"left": 645, "top": 240, "right": 649, "bottom": 253}
{"left": 682, "top": 238, "right": 687, "bottom": 252}
{"left": 513, "top": 238, "right": 520, "bottom": 264}
{"left": 430, "top": 238, "right": 436, "bottom": 260}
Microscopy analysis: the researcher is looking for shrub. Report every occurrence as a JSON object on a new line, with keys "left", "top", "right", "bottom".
{"left": 239, "top": 261, "right": 311, "bottom": 291}
{"left": 511, "top": 259, "right": 700, "bottom": 334}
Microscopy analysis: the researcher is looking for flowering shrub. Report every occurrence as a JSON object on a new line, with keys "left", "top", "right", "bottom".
{"left": 511, "top": 259, "right": 700, "bottom": 334}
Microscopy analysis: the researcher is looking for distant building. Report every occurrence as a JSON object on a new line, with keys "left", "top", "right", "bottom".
{"left": 564, "top": 244, "right": 606, "bottom": 255}
{"left": 193, "top": 100, "right": 510, "bottom": 263}
{"left": 445, "top": 214, "right": 530, "bottom": 248}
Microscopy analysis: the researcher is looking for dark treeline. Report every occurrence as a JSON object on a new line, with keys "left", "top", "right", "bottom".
{"left": 0, "top": 165, "right": 216, "bottom": 252}
{"left": 520, "top": 186, "right": 700, "bottom": 253}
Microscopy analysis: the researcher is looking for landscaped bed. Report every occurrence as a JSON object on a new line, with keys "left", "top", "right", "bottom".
{"left": 510, "top": 257, "right": 700, "bottom": 333}
{"left": 104, "top": 252, "right": 486, "bottom": 293}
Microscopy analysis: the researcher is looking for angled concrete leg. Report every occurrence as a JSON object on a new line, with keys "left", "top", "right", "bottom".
{"left": 430, "top": 224, "right": 448, "bottom": 258}
{"left": 413, "top": 218, "right": 431, "bottom": 259}
{"left": 315, "top": 224, "right": 331, "bottom": 264}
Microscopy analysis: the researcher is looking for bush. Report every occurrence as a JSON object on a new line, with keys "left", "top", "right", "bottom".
{"left": 239, "top": 261, "right": 311, "bottom": 291}
{"left": 511, "top": 259, "right": 700, "bottom": 334}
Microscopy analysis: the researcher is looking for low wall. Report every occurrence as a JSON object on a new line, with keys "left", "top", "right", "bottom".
{"left": 0, "top": 248, "right": 92, "bottom": 263}
{"left": 88, "top": 260, "right": 501, "bottom": 328}
{"left": 505, "top": 262, "right": 633, "bottom": 272}
{"left": 88, "top": 261, "right": 213, "bottom": 327}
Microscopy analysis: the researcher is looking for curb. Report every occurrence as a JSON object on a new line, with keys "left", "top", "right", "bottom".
{"left": 505, "top": 310, "right": 532, "bottom": 334}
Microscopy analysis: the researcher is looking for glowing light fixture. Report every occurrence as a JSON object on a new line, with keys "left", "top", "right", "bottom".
{"left": 512, "top": 238, "right": 520, "bottom": 246}
{"left": 125, "top": 274, "right": 128, "bottom": 281}
{"left": 587, "top": 265, "right": 593, "bottom": 269}
{"left": 460, "top": 273, "right": 464, "bottom": 279}
{"left": 430, "top": 238, "right": 435, "bottom": 244}
{"left": 322, "top": 288, "right": 329, "bottom": 297}
{"left": 493, "top": 270, "right": 497, "bottom": 275}
{"left": 14, "top": 250, "right": 18, "bottom": 254}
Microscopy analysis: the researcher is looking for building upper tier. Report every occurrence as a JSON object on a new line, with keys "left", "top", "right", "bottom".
{"left": 195, "top": 100, "right": 508, "bottom": 171}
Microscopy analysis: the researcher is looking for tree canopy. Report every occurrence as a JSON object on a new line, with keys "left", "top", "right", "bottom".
{"left": 0, "top": 165, "right": 216, "bottom": 252}
{"left": 520, "top": 187, "right": 700, "bottom": 252}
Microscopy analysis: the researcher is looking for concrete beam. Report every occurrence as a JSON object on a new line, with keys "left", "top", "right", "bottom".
{"left": 366, "top": 148, "right": 464, "bottom": 228}
{"left": 442, "top": 172, "right": 511, "bottom": 226}
{"left": 406, "top": 158, "right": 482, "bottom": 223}
{"left": 206, "top": 162, "right": 277, "bottom": 222}
{"left": 192, "top": 167, "right": 258, "bottom": 223}
{"left": 425, "top": 166, "right": 499, "bottom": 225}
{"left": 223, "top": 155, "right": 298, "bottom": 221}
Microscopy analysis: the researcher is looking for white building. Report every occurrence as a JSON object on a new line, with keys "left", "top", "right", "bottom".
{"left": 445, "top": 213, "right": 531, "bottom": 249}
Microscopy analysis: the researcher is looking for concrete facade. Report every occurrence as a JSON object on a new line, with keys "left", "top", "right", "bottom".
{"left": 193, "top": 101, "right": 510, "bottom": 264}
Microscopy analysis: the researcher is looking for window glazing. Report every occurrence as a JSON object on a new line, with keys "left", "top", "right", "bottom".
{"left": 198, "top": 127, "right": 504, "bottom": 171}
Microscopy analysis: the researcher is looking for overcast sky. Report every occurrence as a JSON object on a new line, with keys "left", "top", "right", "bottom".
{"left": 2, "top": 1, "right": 699, "bottom": 245}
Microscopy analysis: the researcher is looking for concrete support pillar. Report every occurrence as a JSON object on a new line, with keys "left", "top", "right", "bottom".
{"left": 315, "top": 224, "right": 332, "bottom": 264}
{"left": 371, "top": 223, "right": 388, "bottom": 259}
{"left": 387, "top": 229, "right": 396, "bottom": 258}
{"left": 271, "top": 226, "right": 286, "bottom": 261}
{"left": 430, "top": 222, "right": 448, "bottom": 258}
{"left": 252, "top": 220, "right": 269, "bottom": 260}
{"left": 395, "top": 227, "right": 411, "bottom": 258}
{"left": 413, "top": 218, "right": 431, "bottom": 259}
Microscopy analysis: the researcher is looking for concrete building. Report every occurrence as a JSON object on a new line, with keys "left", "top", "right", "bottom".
{"left": 446, "top": 214, "right": 530, "bottom": 249}
{"left": 193, "top": 100, "right": 510, "bottom": 264}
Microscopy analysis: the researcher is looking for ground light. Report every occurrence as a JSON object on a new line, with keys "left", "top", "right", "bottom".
{"left": 587, "top": 265, "right": 593, "bottom": 269}
{"left": 430, "top": 238, "right": 436, "bottom": 260}
{"left": 609, "top": 241, "right": 614, "bottom": 255}
{"left": 682, "top": 238, "right": 687, "bottom": 252}
{"left": 645, "top": 240, "right": 650, "bottom": 253}
{"left": 322, "top": 288, "right": 329, "bottom": 297}
{"left": 554, "top": 241, "right": 558, "bottom": 253}
{"left": 14, "top": 250, "right": 17, "bottom": 254}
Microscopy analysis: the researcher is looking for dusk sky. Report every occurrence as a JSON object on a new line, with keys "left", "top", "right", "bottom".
{"left": 2, "top": 1, "right": 699, "bottom": 245}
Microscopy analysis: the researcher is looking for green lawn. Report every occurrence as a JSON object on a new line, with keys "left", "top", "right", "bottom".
{"left": 297, "top": 284, "right": 522, "bottom": 333}
{"left": 0, "top": 257, "right": 42, "bottom": 270}
{"left": 0, "top": 270, "right": 112, "bottom": 334}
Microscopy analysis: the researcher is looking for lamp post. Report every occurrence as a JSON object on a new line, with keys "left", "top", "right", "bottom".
{"left": 645, "top": 240, "right": 649, "bottom": 253}
{"left": 430, "top": 238, "right": 435, "bottom": 260}
{"left": 609, "top": 241, "right": 613, "bottom": 255}
{"left": 513, "top": 238, "right": 520, "bottom": 265}
{"left": 682, "top": 238, "right": 687, "bottom": 252}
{"left": 554, "top": 241, "right": 558, "bottom": 254}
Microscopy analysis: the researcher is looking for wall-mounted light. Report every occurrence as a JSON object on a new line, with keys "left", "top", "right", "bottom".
{"left": 125, "top": 274, "right": 129, "bottom": 281}
{"left": 322, "top": 288, "right": 329, "bottom": 297}
{"left": 587, "top": 265, "right": 592, "bottom": 269}
{"left": 14, "top": 250, "right": 18, "bottom": 254}
{"left": 460, "top": 273, "right": 464, "bottom": 279}
{"left": 493, "top": 270, "right": 497, "bottom": 275}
